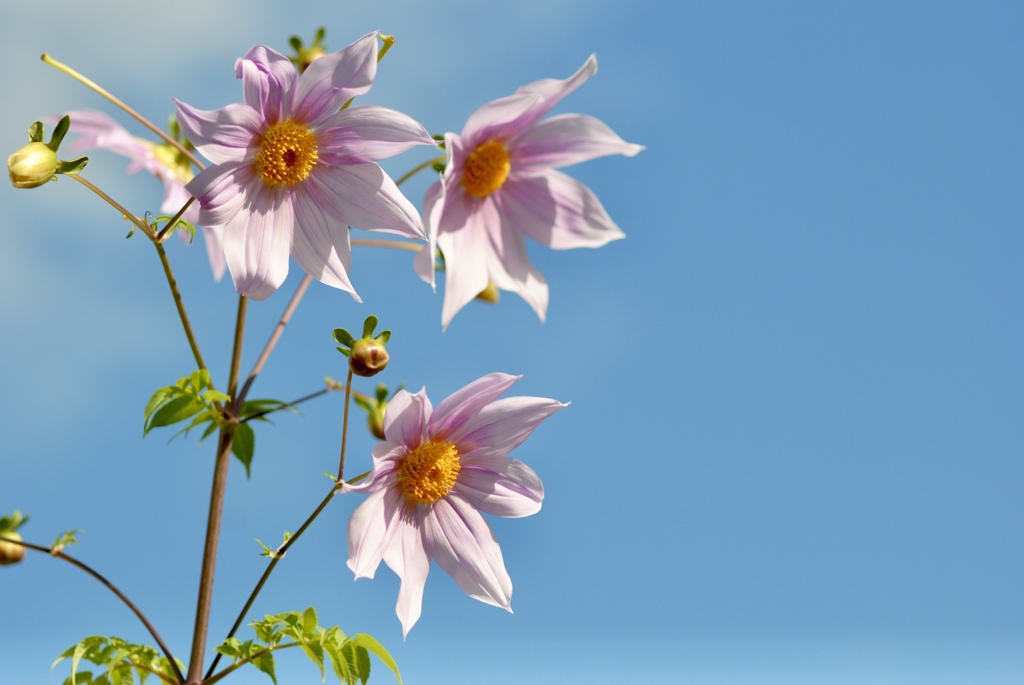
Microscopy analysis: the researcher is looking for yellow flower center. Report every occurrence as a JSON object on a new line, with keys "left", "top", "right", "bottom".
{"left": 397, "top": 440, "right": 461, "bottom": 506}
{"left": 462, "top": 140, "right": 510, "bottom": 198}
{"left": 254, "top": 120, "right": 319, "bottom": 188}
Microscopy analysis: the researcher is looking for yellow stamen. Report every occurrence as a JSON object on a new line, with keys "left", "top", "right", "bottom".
{"left": 397, "top": 440, "right": 461, "bottom": 506}
{"left": 254, "top": 120, "right": 319, "bottom": 188}
{"left": 462, "top": 140, "right": 510, "bottom": 198}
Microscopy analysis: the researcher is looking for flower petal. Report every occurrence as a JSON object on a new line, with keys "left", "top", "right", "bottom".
{"left": 382, "top": 509, "right": 431, "bottom": 638}
{"left": 291, "top": 188, "right": 360, "bottom": 300}
{"left": 293, "top": 31, "right": 378, "bottom": 124}
{"left": 499, "top": 170, "right": 625, "bottom": 249}
{"left": 415, "top": 180, "right": 445, "bottom": 288}
{"left": 481, "top": 212, "right": 550, "bottom": 322}
{"left": 221, "top": 188, "right": 294, "bottom": 300}
{"left": 317, "top": 106, "right": 436, "bottom": 165}
{"left": 512, "top": 113, "right": 644, "bottom": 173}
{"left": 454, "top": 396, "right": 567, "bottom": 457}
{"left": 186, "top": 162, "right": 251, "bottom": 227}
{"left": 429, "top": 373, "right": 520, "bottom": 441}
{"left": 513, "top": 54, "right": 598, "bottom": 130}
{"left": 59, "top": 109, "right": 153, "bottom": 168}
{"left": 453, "top": 455, "right": 544, "bottom": 518}
{"left": 436, "top": 194, "right": 496, "bottom": 328}
{"left": 425, "top": 495, "right": 513, "bottom": 611}
{"left": 174, "top": 100, "right": 261, "bottom": 165}
{"left": 310, "top": 163, "right": 425, "bottom": 239}
{"left": 235, "top": 45, "right": 296, "bottom": 122}
{"left": 383, "top": 388, "right": 433, "bottom": 449}
{"left": 461, "top": 92, "right": 544, "bottom": 147}
{"left": 347, "top": 484, "right": 406, "bottom": 579}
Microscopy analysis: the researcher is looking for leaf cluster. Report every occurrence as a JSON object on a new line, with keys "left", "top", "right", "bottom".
{"left": 143, "top": 370, "right": 292, "bottom": 477}
{"left": 52, "top": 636, "right": 182, "bottom": 685}
{"left": 212, "top": 607, "right": 400, "bottom": 685}
{"left": 0, "top": 509, "right": 29, "bottom": 534}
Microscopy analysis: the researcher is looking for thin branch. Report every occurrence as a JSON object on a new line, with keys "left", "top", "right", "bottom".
{"left": 154, "top": 242, "right": 208, "bottom": 373}
{"left": 236, "top": 273, "right": 312, "bottom": 406}
{"left": 0, "top": 535, "right": 185, "bottom": 685}
{"left": 155, "top": 197, "right": 197, "bottom": 243}
{"left": 70, "top": 174, "right": 155, "bottom": 239}
{"left": 337, "top": 367, "right": 354, "bottom": 483}
{"left": 42, "top": 53, "right": 205, "bottom": 172}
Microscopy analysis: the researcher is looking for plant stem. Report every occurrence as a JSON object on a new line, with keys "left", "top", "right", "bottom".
{"left": 154, "top": 241, "right": 208, "bottom": 373}
{"left": 70, "top": 174, "right": 155, "bottom": 239}
{"left": 202, "top": 486, "right": 335, "bottom": 681}
{"left": 41, "top": 53, "right": 205, "bottom": 172}
{"left": 155, "top": 197, "right": 197, "bottom": 243}
{"left": 239, "top": 384, "right": 373, "bottom": 424}
{"left": 0, "top": 534, "right": 185, "bottom": 684}
{"left": 351, "top": 238, "right": 423, "bottom": 252}
{"left": 337, "top": 367, "right": 355, "bottom": 483}
{"left": 394, "top": 154, "right": 446, "bottom": 187}
{"left": 184, "top": 296, "right": 247, "bottom": 685}
{"left": 237, "top": 273, "right": 312, "bottom": 406}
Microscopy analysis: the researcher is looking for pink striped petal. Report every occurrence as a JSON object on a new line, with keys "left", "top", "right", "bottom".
{"left": 453, "top": 455, "right": 544, "bottom": 518}
{"left": 430, "top": 373, "right": 520, "bottom": 440}
{"left": 512, "top": 113, "right": 644, "bottom": 173}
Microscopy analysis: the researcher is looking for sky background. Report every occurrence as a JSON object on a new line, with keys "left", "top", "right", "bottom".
{"left": 1, "top": 1, "right": 1022, "bottom": 683}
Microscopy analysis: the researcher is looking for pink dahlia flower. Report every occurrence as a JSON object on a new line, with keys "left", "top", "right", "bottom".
{"left": 415, "top": 55, "right": 643, "bottom": 327}
{"left": 176, "top": 32, "right": 434, "bottom": 301}
{"left": 57, "top": 109, "right": 226, "bottom": 279}
{"left": 342, "top": 372, "right": 566, "bottom": 636}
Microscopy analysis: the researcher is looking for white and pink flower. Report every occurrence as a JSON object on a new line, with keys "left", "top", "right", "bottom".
{"left": 342, "top": 373, "right": 566, "bottom": 636}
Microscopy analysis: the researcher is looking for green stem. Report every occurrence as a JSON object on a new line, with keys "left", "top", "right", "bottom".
{"left": 155, "top": 197, "right": 197, "bottom": 243}
{"left": 0, "top": 535, "right": 185, "bottom": 685}
{"left": 154, "top": 242, "right": 208, "bottom": 373}
{"left": 185, "top": 296, "right": 247, "bottom": 685}
{"left": 70, "top": 174, "right": 155, "bottom": 239}
{"left": 394, "top": 155, "right": 446, "bottom": 187}
{"left": 41, "top": 53, "right": 205, "bottom": 172}
{"left": 337, "top": 367, "right": 354, "bottom": 483}
{"left": 239, "top": 384, "right": 371, "bottom": 424}
{"left": 351, "top": 238, "right": 423, "bottom": 253}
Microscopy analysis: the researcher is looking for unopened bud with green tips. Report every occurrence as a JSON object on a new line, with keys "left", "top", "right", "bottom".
{"left": 8, "top": 142, "right": 58, "bottom": 188}
{"left": 7, "top": 116, "right": 87, "bottom": 189}
{"left": 0, "top": 510, "right": 29, "bottom": 567}
{"left": 334, "top": 315, "right": 392, "bottom": 378}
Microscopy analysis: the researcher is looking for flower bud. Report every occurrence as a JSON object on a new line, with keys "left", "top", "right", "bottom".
{"left": 349, "top": 338, "right": 389, "bottom": 377}
{"left": 367, "top": 406, "right": 386, "bottom": 440}
{"left": 0, "top": 532, "right": 25, "bottom": 566}
{"left": 8, "top": 142, "right": 59, "bottom": 189}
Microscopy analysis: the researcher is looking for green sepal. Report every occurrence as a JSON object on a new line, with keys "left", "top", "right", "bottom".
{"left": 375, "top": 330, "right": 391, "bottom": 344}
{"left": 337, "top": 346, "right": 351, "bottom": 357}
{"left": 361, "top": 315, "right": 379, "bottom": 339}
{"left": 49, "top": 115, "right": 71, "bottom": 150}
{"left": 28, "top": 121, "right": 45, "bottom": 143}
{"left": 56, "top": 156, "right": 89, "bottom": 176}
{"left": 0, "top": 510, "right": 29, "bottom": 534}
{"left": 333, "top": 328, "right": 356, "bottom": 348}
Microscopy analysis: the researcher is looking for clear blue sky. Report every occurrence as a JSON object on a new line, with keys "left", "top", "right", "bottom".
{"left": 2, "top": 1, "right": 1022, "bottom": 683}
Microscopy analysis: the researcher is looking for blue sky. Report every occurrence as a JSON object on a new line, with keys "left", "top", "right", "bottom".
{"left": 2, "top": 1, "right": 1022, "bottom": 683}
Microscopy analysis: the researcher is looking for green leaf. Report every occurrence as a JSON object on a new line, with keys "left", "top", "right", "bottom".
{"left": 145, "top": 396, "right": 205, "bottom": 435}
{"left": 350, "top": 634, "right": 401, "bottom": 684}
{"left": 303, "top": 607, "right": 319, "bottom": 637}
{"left": 231, "top": 423, "right": 255, "bottom": 477}
{"left": 250, "top": 648, "right": 277, "bottom": 685}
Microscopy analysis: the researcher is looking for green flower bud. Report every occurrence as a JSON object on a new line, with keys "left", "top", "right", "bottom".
{"left": 349, "top": 338, "right": 389, "bottom": 378}
{"left": 0, "top": 532, "right": 25, "bottom": 566}
{"left": 367, "top": 405, "right": 386, "bottom": 440}
{"left": 8, "top": 142, "right": 59, "bottom": 189}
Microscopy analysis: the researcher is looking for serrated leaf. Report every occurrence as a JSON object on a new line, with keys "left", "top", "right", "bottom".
{"left": 250, "top": 649, "right": 277, "bottom": 684}
{"left": 231, "top": 423, "right": 255, "bottom": 477}
{"left": 145, "top": 396, "right": 205, "bottom": 435}
{"left": 302, "top": 607, "right": 318, "bottom": 637}
{"left": 350, "top": 634, "right": 401, "bottom": 684}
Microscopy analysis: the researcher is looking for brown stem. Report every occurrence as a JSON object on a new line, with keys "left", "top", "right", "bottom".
{"left": 337, "top": 367, "right": 355, "bottom": 483}
{"left": 184, "top": 295, "right": 247, "bottom": 684}
{"left": 0, "top": 534, "right": 185, "bottom": 684}
{"left": 236, "top": 273, "right": 312, "bottom": 405}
